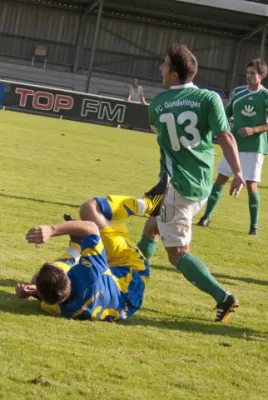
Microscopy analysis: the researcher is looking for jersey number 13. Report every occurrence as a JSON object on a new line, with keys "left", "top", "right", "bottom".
{"left": 160, "top": 111, "right": 201, "bottom": 151}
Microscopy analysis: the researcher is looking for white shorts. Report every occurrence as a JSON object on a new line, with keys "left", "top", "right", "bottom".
{"left": 157, "top": 186, "right": 207, "bottom": 247}
{"left": 217, "top": 152, "right": 264, "bottom": 182}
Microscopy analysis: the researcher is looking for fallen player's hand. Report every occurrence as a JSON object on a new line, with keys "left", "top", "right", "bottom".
{"left": 26, "top": 225, "right": 53, "bottom": 244}
{"left": 15, "top": 283, "right": 37, "bottom": 299}
{"left": 229, "top": 173, "right": 245, "bottom": 197}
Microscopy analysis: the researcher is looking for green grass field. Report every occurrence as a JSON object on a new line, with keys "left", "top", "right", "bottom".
{"left": 0, "top": 111, "right": 267, "bottom": 400}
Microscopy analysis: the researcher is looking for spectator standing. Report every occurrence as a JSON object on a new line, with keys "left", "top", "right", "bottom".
{"left": 128, "top": 78, "right": 147, "bottom": 105}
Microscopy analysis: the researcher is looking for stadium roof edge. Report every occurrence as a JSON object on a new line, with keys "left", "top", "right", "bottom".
{"left": 177, "top": 0, "right": 268, "bottom": 16}
{"left": 12, "top": 0, "right": 268, "bottom": 37}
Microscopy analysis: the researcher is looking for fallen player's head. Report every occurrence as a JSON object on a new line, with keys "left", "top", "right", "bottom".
{"left": 36, "top": 263, "right": 71, "bottom": 305}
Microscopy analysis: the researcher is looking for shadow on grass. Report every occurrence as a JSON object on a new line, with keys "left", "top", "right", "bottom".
{"left": 0, "top": 278, "right": 19, "bottom": 287}
{"left": 213, "top": 273, "right": 268, "bottom": 287}
{"left": 121, "top": 315, "right": 267, "bottom": 341}
{"left": 0, "top": 289, "right": 43, "bottom": 316}
{"left": 0, "top": 192, "right": 80, "bottom": 209}
{"left": 151, "top": 265, "right": 268, "bottom": 287}
{"left": 194, "top": 224, "right": 245, "bottom": 235}
{"left": 1, "top": 288, "right": 266, "bottom": 341}
{"left": 151, "top": 264, "right": 175, "bottom": 273}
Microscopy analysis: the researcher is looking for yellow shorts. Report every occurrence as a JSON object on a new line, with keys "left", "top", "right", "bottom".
{"left": 100, "top": 224, "right": 148, "bottom": 275}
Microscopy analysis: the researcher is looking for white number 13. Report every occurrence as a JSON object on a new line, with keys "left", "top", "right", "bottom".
{"left": 160, "top": 111, "right": 201, "bottom": 151}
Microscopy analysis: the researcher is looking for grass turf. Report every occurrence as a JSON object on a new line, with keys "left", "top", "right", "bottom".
{"left": 0, "top": 111, "right": 267, "bottom": 400}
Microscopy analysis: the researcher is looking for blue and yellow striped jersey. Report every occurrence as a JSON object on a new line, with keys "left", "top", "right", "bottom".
{"left": 42, "top": 232, "right": 149, "bottom": 321}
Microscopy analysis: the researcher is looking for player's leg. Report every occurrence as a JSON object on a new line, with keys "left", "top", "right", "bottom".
{"left": 80, "top": 195, "right": 149, "bottom": 320}
{"left": 158, "top": 186, "right": 238, "bottom": 323}
{"left": 99, "top": 224, "right": 149, "bottom": 319}
{"left": 80, "top": 173, "right": 168, "bottom": 226}
{"left": 197, "top": 155, "right": 232, "bottom": 227}
{"left": 239, "top": 152, "right": 264, "bottom": 235}
{"left": 78, "top": 175, "right": 169, "bottom": 296}
{"left": 137, "top": 167, "right": 169, "bottom": 259}
{"left": 80, "top": 196, "right": 150, "bottom": 284}
{"left": 247, "top": 181, "right": 259, "bottom": 235}
{"left": 137, "top": 216, "right": 160, "bottom": 261}
{"left": 100, "top": 224, "right": 150, "bottom": 284}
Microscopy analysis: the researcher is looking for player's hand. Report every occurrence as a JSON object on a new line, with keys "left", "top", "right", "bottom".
{"left": 229, "top": 173, "right": 245, "bottom": 197}
{"left": 15, "top": 283, "right": 37, "bottom": 299}
{"left": 238, "top": 127, "right": 254, "bottom": 137}
{"left": 26, "top": 225, "right": 53, "bottom": 244}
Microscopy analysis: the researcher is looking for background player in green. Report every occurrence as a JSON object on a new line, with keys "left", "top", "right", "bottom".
{"left": 139, "top": 43, "right": 244, "bottom": 323}
{"left": 198, "top": 58, "right": 268, "bottom": 235}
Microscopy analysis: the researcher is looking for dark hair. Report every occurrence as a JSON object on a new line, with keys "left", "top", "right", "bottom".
{"left": 36, "top": 263, "right": 71, "bottom": 305}
{"left": 247, "top": 58, "right": 267, "bottom": 79}
{"left": 167, "top": 43, "right": 198, "bottom": 83}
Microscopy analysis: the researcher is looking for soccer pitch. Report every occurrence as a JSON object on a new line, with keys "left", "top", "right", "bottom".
{"left": 0, "top": 111, "right": 267, "bottom": 400}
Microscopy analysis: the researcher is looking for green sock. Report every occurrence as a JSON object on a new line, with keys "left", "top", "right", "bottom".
{"left": 177, "top": 253, "right": 226, "bottom": 303}
{"left": 249, "top": 192, "right": 260, "bottom": 229}
{"left": 137, "top": 235, "right": 158, "bottom": 261}
{"left": 203, "top": 183, "right": 224, "bottom": 220}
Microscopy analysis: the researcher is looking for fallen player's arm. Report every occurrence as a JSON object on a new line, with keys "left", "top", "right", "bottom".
{"left": 15, "top": 282, "right": 41, "bottom": 301}
{"left": 26, "top": 221, "right": 99, "bottom": 244}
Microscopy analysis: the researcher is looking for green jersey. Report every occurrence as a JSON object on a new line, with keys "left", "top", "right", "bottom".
{"left": 149, "top": 83, "right": 229, "bottom": 201}
{"left": 226, "top": 85, "right": 268, "bottom": 154}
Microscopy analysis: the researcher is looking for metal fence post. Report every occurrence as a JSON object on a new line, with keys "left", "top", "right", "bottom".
{"left": 85, "top": 0, "right": 104, "bottom": 93}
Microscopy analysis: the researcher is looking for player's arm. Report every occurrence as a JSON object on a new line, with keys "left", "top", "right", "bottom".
{"left": 142, "top": 95, "right": 148, "bottom": 105}
{"left": 148, "top": 103, "right": 158, "bottom": 134}
{"left": 140, "top": 87, "right": 148, "bottom": 105}
{"left": 26, "top": 220, "right": 103, "bottom": 285}
{"left": 239, "top": 94, "right": 268, "bottom": 136}
{"left": 150, "top": 125, "right": 158, "bottom": 135}
{"left": 208, "top": 93, "right": 245, "bottom": 197}
{"left": 148, "top": 105, "right": 168, "bottom": 180}
{"left": 217, "top": 133, "right": 245, "bottom": 196}
{"left": 15, "top": 272, "right": 43, "bottom": 300}
{"left": 127, "top": 86, "right": 132, "bottom": 102}
{"left": 15, "top": 282, "right": 40, "bottom": 300}
{"left": 225, "top": 90, "right": 234, "bottom": 119}
{"left": 217, "top": 132, "right": 241, "bottom": 176}
{"left": 238, "top": 123, "right": 268, "bottom": 137}
{"left": 26, "top": 220, "right": 99, "bottom": 245}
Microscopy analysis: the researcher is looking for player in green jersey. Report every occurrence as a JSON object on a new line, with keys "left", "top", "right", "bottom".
{"left": 198, "top": 58, "right": 268, "bottom": 235}
{"left": 138, "top": 43, "right": 244, "bottom": 323}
